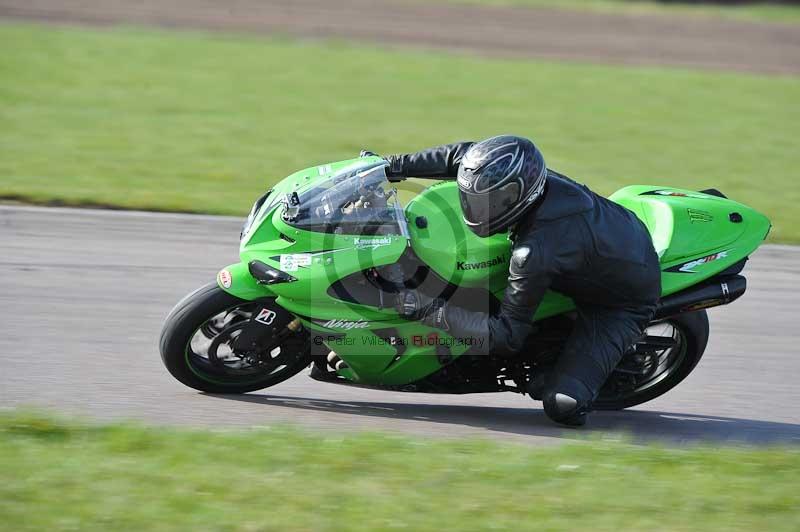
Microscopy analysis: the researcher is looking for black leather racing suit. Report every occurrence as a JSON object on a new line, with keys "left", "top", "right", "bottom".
{"left": 387, "top": 143, "right": 662, "bottom": 415}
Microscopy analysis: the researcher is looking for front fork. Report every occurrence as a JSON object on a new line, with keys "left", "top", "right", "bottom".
{"left": 231, "top": 298, "right": 304, "bottom": 357}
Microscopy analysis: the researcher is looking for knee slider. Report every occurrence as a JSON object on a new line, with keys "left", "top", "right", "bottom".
{"left": 542, "top": 375, "right": 593, "bottom": 426}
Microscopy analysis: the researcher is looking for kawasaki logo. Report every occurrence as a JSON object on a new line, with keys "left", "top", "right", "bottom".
{"left": 456, "top": 254, "right": 505, "bottom": 271}
{"left": 354, "top": 236, "right": 392, "bottom": 250}
{"left": 322, "top": 319, "right": 370, "bottom": 330}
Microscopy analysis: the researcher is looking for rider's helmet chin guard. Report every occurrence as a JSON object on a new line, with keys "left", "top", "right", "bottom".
{"left": 456, "top": 135, "right": 547, "bottom": 238}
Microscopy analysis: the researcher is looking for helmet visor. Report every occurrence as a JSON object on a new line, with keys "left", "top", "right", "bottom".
{"left": 459, "top": 181, "right": 521, "bottom": 227}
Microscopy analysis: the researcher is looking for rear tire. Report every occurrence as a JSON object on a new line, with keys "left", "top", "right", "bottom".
{"left": 593, "top": 310, "right": 709, "bottom": 410}
{"left": 159, "top": 283, "right": 311, "bottom": 393}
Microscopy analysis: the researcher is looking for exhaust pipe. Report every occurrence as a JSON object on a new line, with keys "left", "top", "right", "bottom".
{"left": 655, "top": 275, "right": 746, "bottom": 319}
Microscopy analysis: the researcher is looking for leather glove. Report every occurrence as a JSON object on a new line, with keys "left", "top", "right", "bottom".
{"left": 395, "top": 290, "right": 449, "bottom": 331}
{"left": 360, "top": 149, "right": 405, "bottom": 183}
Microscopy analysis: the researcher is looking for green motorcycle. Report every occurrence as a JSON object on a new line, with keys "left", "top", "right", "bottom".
{"left": 159, "top": 156, "right": 771, "bottom": 410}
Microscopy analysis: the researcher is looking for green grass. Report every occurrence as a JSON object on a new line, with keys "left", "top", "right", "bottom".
{"left": 0, "top": 23, "right": 798, "bottom": 241}
{"left": 1, "top": 411, "right": 799, "bottom": 531}
{"left": 423, "top": 0, "right": 800, "bottom": 24}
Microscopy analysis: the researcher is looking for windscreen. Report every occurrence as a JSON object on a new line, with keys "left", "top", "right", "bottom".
{"left": 282, "top": 161, "right": 407, "bottom": 236}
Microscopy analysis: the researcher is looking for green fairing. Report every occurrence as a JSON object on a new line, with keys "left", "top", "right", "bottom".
{"left": 217, "top": 158, "right": 770, "bottom": 386}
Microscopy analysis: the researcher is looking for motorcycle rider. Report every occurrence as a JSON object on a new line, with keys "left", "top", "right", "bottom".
{"left": 386, "top": 135, "right": 661, "bottom": 426}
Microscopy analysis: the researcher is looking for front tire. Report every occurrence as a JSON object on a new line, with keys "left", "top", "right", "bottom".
{"left": 159, "top": 283, "right": 311, "bottom": 393}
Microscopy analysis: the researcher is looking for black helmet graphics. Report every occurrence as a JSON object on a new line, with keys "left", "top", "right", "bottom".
{"left": 456, "top": 135, "right": 547, "bottom": 237}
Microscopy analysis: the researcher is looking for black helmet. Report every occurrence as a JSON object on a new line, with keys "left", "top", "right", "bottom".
{"left": 456, "top": 135, "right": 547, "bottom": 237}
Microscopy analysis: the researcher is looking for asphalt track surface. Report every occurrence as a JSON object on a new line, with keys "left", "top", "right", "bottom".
{"left": 1, "top": 204, "right": 799, "bottom": 445}
{"left": 1, "top": 0, "right": 799, "bottom": 75}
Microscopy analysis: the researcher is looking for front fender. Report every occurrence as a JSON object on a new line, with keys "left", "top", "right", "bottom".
{"left": 216, "top": 262, "right": 276, "bottom": 301}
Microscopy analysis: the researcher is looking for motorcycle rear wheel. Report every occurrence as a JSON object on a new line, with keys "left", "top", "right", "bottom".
{"left": 593, "top": 310, "right": 709, "bottom": 410}
{"left": 159, "top": 283, "right": 311, "bottom": 393}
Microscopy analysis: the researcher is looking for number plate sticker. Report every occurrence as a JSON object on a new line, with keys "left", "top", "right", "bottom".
{"left": 280, "top": 253, "right": 312, "bottom": 272}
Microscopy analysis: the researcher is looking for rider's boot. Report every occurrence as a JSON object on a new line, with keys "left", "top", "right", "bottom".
{"left": 527, "top": 371, "right": 549, "bottom": 401}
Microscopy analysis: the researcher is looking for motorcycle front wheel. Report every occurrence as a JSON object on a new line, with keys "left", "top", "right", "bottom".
{"left": 159, "top": 283, "right": 311, "bottom": 393}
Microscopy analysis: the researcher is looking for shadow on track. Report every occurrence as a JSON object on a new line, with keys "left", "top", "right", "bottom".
{"left": 206, "top": 393, "right": 800, "bottom": 445}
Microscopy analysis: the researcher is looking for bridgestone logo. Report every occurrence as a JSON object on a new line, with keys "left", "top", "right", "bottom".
{"left": 456, "top": 255, "right": 505, "bottom": 271}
